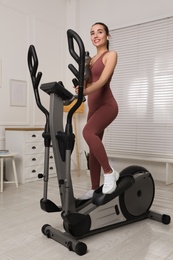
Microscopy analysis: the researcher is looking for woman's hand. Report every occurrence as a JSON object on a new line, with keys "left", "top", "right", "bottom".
{"left": 73, "top": 85, "right": 87, "bottom": 96}
{"left": 73, "top": 85, "right": 79, "bottom": 94}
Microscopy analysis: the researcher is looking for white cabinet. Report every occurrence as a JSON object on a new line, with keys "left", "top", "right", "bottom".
{"left": 5, "top": 128, "right": 56, "bottom": 184}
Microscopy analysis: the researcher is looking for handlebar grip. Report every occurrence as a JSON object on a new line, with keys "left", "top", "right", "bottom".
{"left": 72, "top": 78, "right": 79, "bottom": 87}
{"left": 28, "top": 45, "right": 38, "bottom": 78}
{"left": 72, "top": 78, "right": 86, "bottom": 102}
{"left": 27, "top": 45, "right": 48, "bottom": 118}
{"left": 67, "top": 29, "right": 85, "bottom": 83}
{"left": 67, "top": 29, "right": 85, "bottom": 66}
{"left": 68, "top": 64, "right": 79, "bottom": 79}
{"left": 27, "top": 45, "right": 42, "bottom": 89}
{"left": 66, "top": 29, "right": 85, "bottom": 123}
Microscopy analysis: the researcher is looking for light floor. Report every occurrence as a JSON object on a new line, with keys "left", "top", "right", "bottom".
{"left": 0, "top": 171, "right": 173, "bottom": 260}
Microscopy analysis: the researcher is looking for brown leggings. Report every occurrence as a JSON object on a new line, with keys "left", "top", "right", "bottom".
{"left": 83, "top": 103, "right": 118, "bottom": 190}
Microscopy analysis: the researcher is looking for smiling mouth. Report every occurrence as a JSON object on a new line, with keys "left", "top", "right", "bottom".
{"left": 94, "top": 39, "right": 100, "bottom": 43}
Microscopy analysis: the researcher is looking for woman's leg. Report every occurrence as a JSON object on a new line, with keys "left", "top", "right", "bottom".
{"left": 89, "top": 131, "right": 104, "bottom": 190}
{"left": 83, "top": 104, "right": 118, "bottom": 190}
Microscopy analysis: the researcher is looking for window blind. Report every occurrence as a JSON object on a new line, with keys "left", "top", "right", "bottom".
{"left": 104, "top": 17, "right": 173, "bottom": 158}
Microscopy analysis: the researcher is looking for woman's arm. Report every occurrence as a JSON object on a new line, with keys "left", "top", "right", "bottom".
{"left": 84, "top": 51, "right": 118, "bottom": 96}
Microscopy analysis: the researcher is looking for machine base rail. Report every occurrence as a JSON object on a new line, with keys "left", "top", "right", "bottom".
{"left": 42, "top": 211, "right": 171, "bottom": 255}
{"left": 42, "top": 224, "right": 87, "bottom": 256}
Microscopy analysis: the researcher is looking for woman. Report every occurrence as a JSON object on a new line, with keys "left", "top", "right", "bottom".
{"left": 77, "top": 22, "right": 119, "bottom": 199}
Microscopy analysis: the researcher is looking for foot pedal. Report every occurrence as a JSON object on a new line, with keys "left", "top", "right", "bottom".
{"left": 92, "top": 175, "right": 134, "bottom": 206}
{"left": 40, "top": 198, "right": 62, "bottom": 212}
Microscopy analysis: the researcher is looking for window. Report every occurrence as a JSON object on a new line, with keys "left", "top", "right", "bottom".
{"left": 104, "top": 17, "right": 173, "bottom": 158}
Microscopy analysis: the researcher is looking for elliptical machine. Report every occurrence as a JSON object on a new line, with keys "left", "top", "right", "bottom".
{"left": 27, "top": 29, "right": 171, "bottom": 256}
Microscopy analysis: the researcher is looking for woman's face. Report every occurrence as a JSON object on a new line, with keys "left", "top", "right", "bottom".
{"left": 90, "top": 24, "right": 108, "bottom": 48}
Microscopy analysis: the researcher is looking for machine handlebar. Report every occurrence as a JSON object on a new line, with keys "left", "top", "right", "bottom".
{"left": 27, "top": 29, "right": 85, "bottom": 127}
{"left": 27, "top": 45, "right": 49, "bottom": 119}
{"left": 67, "top": 29, "right": 85, "bottom": 123}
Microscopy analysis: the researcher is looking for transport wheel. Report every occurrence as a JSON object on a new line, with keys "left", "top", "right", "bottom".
{"left": 161, "top": 214, "right": 171, "bottom": 225}
{"left": 41, "top": 224, "right": 51, "bottom": 238}
{"left": 119, "top": 165, "right": 155, "bottom": 219}
{"left": 68, "top": 241, "right": 87, "bottom": 256}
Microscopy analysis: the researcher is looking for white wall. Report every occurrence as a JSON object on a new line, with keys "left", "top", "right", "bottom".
{"left": 0, "top": 0, "right": 67, "bottom": 148}
{"left": 76, "top": 0, "right": 173, "bottom": 56}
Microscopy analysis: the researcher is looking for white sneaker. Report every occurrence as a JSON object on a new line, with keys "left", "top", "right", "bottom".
{"left": 78, "top": 189, "right": 94, "bottom": 200}
{"left": 102, "top": 167, "right": 119, "bottom": 194}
